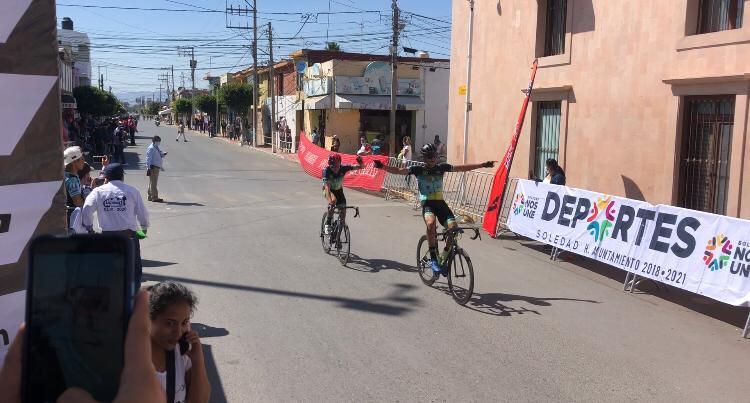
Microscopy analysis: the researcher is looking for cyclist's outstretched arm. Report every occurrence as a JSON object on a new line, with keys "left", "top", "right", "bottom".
{"left": 451, "top": 161, "right": 496, "bottom": 172}
{"left": 373, "top": 160, "right": 408, "bottom": 175}
{"left": 354, "top": 155, "right": 365, "bottom": 170}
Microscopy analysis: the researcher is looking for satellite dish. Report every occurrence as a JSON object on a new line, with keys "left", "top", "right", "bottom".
{"left": 296, "top": 61, "right": 307, "bottom": 73}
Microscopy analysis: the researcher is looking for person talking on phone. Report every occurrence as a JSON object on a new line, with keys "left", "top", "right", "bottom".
{"left": 81, "top": 163, "right": 150, "bottom": 285}
{"left": 146, "top": 135, "right": 167, "bottom": 203}
{"left": 148, "top": 282, "right": 211, "bottom": 403}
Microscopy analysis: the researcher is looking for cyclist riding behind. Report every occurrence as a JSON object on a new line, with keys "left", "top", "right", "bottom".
{"left": 323, "top": 153, "right": 364, "bottom": 235}
{"left": 374, "top": 144, "right": 495, "bottom": 276}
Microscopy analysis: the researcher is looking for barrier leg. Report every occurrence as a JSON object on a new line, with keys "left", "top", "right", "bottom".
{"left": 743, "top": 311, "right": 750, "bottom": 338}
{"left": 623, "top": 272, "right": 633, "bottom": 291}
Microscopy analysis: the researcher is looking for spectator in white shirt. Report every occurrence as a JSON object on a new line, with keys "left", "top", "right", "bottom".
{"left": 146, "top": 136, "right": 167, "bottom": 202}
{"left": 82, "top": 163, "right": 149, "bottom": 285}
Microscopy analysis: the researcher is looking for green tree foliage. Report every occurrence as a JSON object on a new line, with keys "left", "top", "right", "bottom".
{"left": 217, "top": 83, "right": 252, "bottom": 115}
{"left": 146, "top": 102, "right": 162, "bottom": 116}
{"left": 325, "top": 42, "right": 341, "bottom": 52}
{"left": 73, "top": 86, "right": 125, "bottom": 117}
{"left": 194, "top": 94, "right": 218, "bottom": 119}
{"left": 173, "top": 98, "right": 192, "bottom": 114}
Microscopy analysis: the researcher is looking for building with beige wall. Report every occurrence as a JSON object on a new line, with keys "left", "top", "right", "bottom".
{"left": 449, "top": 0, "right": 750, "bottom": 218}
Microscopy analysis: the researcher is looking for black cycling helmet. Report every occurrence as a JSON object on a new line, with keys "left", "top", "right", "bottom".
{"left": 421, "top": 143, "right": 437, "bottom": 158}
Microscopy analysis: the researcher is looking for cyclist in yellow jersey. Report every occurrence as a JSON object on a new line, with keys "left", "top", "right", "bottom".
{"left": 375, "top": 144, "right": 495, "bottom": 276}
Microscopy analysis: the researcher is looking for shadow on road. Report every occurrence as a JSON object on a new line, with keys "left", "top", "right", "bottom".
{"left": 163, "top": 201, "right": 206, "bottom": 207}
{"left": 141, "top": 259, "right": 177, "bottom": 268}
{"left": 345, "top": 254, "right": 416, "bottom": 273}
{"left": 142, "top": 273, "right": 419, "bottom": 316}
{"left": 192, "top": 322, "right": 229, "bottom": 338}
{"left": 203, "top": 344, "right": 228, "bottom": 403}
{"left": 433, "top": 282, "right": 600, "bottom": 317}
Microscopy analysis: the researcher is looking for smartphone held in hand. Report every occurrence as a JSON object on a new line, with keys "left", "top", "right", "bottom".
{"left": 22, "top": 234, "right": 136, "bottom": 402}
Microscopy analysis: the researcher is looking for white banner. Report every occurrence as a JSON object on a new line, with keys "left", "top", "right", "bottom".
{"left": 0, "top": 291, "right": 25, "bottom": 364}
{"left": 507, "top": 180, "right": 750, "bottom": 306}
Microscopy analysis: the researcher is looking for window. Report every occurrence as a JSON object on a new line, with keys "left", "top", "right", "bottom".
{"left": 679, "top": 96, "right": 735, "bottom": 215}
{"left": 697, "top": 0, "right": 744, "bottom": 33}
{"left": 543, "top": 0, "right": 567, "bottom": 56}
{"left": 533, "top": 101, "right": 562, "bottom": 179}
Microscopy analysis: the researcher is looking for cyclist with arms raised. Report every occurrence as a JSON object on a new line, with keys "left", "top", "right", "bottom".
{"left": 323, "top": 153, "right": 364, "bottom": 234}
{"left": 375, "top": 144, "right": 495, "bottom": 276}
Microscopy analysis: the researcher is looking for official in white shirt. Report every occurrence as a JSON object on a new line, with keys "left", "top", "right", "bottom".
{"left": 82, "top": 163, "right": 150, "bottom": 284}
{"left": 146, "top": 135, "right": 167, "bottom": 202}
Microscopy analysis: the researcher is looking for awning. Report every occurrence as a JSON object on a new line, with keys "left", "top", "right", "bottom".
{"left": 158, "top": 108, "right": 171, "bottom": 115}
{"left": 297, "top": 95, "right": 331, "bottom": 110}
{"left": 335, "top": 95, "right": 424, "bottom": 111}
{"left": 61, "top": 93, "right": 77, "bottom": 109}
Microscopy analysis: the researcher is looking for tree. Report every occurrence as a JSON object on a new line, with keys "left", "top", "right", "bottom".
{"left": 172, "top": 98, "right": 192, "bottom": 122}
{"left": 146, "top": 102, "right": 162, "bottom": 116}
{"left": 194, "top": 94, "right": 217, "bottom": 120}
{"left": 325, "top": 42, "right": 341, "bottom": 52}
{"left": 73, "top": 86, "right": 124, "bottom": 117}
{"left": 218, "top": 83, "right": 252, "bottom": 136}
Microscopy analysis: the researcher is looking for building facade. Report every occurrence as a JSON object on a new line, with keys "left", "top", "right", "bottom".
{"left": 449, "top": 0, "right": 750, "bottom": 218}
{"left": 57, "top": 17, "right": 91, "bottom": 87}
{"left": 291, "top": 49, "right": 450, "bottom": 155}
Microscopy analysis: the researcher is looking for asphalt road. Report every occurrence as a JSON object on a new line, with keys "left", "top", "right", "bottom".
{"left": 125, "top": 123, "right": 750, "bottom": 402}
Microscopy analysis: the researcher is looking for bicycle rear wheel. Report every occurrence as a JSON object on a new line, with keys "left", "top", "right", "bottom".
{"left": 337, "top": 224, "right": 351, "bottom": 265}
{"left": 320, "top": 212, "right": 331, "bottom": 254}
{"left": 448, "top": 249, "right": 474, "bottom": 305}
{"left": 416, "top": 235, "right": 437, "bottom": 286}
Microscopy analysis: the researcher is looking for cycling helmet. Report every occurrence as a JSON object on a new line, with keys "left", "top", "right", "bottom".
{"left": 421, "top": 143, "right": 437, "bottom": 158}
{"left": 328, "top": 153, "right": 342, "bottom": 165}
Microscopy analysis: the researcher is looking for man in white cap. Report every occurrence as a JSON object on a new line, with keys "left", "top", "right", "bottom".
{"left": 63, "top": 146, "right": 85, "bottom": 227}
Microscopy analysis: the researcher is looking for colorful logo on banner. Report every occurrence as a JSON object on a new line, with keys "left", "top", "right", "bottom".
{"left": 703, "top": 235, "right": 733, "bottom": 272}
{"left": 586, "top": 196, "right": 616, "bottom": 242}
{"left": 512, "top": 194, "right": 526, "bottom": 215}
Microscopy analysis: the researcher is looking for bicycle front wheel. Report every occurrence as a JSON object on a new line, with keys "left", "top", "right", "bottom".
{"left": 320, "top": 212, "right": 331, "bottom": 254}
{"left": 416, "top": 235, "right": 437, "bottom": 286}
{"left": 337, "top": 224, "right": 351, "bottom": 265}
{"left": 448, "top": 249, "right": 474, "bottom": 305}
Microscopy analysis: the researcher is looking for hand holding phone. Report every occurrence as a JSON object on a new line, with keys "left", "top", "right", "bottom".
{"left": 22, "top": 235, "right": 136, "bottom": 402}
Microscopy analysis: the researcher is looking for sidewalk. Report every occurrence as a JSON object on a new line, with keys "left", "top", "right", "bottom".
{"left": 184, "top": 126, "right": 299, "bottom": 163}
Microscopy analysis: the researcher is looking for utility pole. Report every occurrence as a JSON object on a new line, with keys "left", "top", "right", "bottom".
{"left": 252, "top": 0, "right": 258, "bottom": 147}
{"left": 171, "top": 65, "right": 175, "bottom": 101}
{"left": 178, "top": 46, "right": 196, "bottom": 129}
{"left": 226, "top": 1, "right": 258, "bottom": 146}
{"left": 389, "top": 0, "right": 400, "bottom": 156}
{"left": 268, "top": 22, "right": 276, "bottom": 153}
{"left": 159, "top": 82, "right": 162, "bottom": 103}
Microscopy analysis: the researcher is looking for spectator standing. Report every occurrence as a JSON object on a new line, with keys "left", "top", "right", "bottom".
{"left": 531, "top": 158, "right": 566, "bottom": 185}
{"left": 63, "top": 146, "right": 85, "bottom": 228}
{"left": 356, "top": 135, "right": 372, "bottom": 156}
{"left": 81, "top": 163, "right": 149, "bottom": 286}
{"left": 146, "top": 136, "right": 167, "bottom": 203}
{"left": 221, "top": 119, "right": 227, "bottom": 137}
{"left": 148, "top": 282, "right": 211, "bottom": 403}
{"left": 433, "top": 135, "right": 445, "bottom": 160}
{"left": 330, "top": 135, "right": 340, "bottom": 152}
{"left": 311, "top": 128, "right": 320, "bottom": 146}
{"left": 177, "top": 121, "right": 187, "bottom": 142}
{"left": 113, "top": 125, "right": 127, "bottom": 164}
{"left": 398, "top": 136, "right": 412, "bottom": 160}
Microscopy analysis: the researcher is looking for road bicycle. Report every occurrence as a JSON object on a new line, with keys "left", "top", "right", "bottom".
{"left": 320, "top": 206, "right": 359, "bottom": 265}
{"left": 416, "top": 226, "right": 480, "bottom": 305}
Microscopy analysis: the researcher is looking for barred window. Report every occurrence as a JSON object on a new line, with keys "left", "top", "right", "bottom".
{"left": 534, "top": 101, "right": 562, "bottom": 179}
{"left": 679, "top": 96, "right": 735, "bottom": 215}
{"left": 544, "top": 0, "right": 567, "bottom": 56}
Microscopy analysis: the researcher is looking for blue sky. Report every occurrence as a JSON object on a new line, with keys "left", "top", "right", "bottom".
{"left": 55, "top": 0, "right": 452, "bottom": 101}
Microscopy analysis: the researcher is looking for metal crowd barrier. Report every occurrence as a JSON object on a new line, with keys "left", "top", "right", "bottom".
{"left": 381, "top": 157, "right": 494, "bottom": 224}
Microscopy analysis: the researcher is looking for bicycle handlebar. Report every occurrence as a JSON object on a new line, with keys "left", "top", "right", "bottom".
{"left": 440, "top": 226, "right": 481, "bottom": 241}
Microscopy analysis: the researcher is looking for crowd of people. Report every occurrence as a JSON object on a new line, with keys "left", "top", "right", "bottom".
{"left": 63, "top": 114, "right": 139, "bottom": 160}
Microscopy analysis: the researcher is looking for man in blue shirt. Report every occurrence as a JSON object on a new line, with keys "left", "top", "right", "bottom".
{"left": 145, "top": 136, "right": 167, "bottom": 202}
